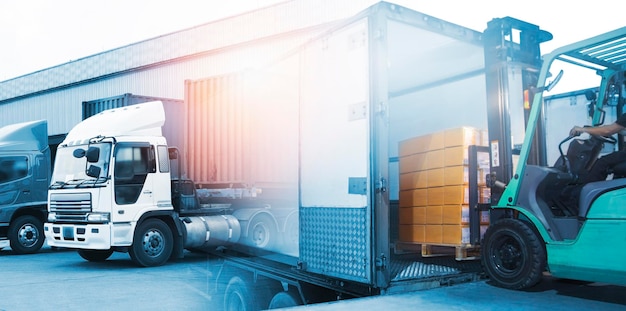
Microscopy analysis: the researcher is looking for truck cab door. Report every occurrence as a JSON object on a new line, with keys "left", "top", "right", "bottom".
{"left": 112, "top": 143, "right": 157, "bottom": 222}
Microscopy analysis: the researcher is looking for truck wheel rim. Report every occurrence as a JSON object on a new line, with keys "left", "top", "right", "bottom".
{"left": 251, "top": 223, "right": 270, "bottom": 247}
{"left": 18, "top": 224, "right": 39, "bottom": 247}
{"left": 142, "top": 229, "right": 164, "bottom": 256}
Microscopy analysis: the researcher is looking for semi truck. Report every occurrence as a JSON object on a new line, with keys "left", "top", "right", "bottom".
{"left": 0, "top": 120, "right": 60, "bottom": 254}
{"left": 40, "top": 1, "right": 625, "bottom": 309}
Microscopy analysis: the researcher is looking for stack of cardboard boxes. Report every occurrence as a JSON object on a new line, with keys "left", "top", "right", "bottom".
{"left": 398, "top": 126, "right": 490, "bottom": 247}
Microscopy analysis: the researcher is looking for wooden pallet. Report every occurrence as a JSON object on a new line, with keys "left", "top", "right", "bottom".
{"left": 421, "top": 244, "right": 480, "bottom": 261}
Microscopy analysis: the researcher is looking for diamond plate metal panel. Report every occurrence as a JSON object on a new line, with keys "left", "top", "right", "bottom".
{"left": 300, "top": 206, "right": 371, "bottom": 284}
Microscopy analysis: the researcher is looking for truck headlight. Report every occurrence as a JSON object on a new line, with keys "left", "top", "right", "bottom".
{"left": 47, "top": 212, "right": 57, "bottom": 222}
{"left": 87, "top": 213, "right": 110, "bottom": 223}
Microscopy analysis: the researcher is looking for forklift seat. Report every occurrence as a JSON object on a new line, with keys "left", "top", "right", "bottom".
{"left": 578, "top": 178, "right": 626, "bottom": 218}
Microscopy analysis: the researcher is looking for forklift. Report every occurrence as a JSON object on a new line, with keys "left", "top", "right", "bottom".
{"left": 480, "top": 22, "right": 626, "bottom": 289}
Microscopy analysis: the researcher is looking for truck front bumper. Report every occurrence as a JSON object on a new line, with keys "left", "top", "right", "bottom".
{"left": 44, "top": 223, "right": 112, "bottom": 250}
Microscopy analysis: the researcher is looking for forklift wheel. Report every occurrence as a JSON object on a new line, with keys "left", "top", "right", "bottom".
{"left": 481, "top": 218, "right": 546, "bottom": 289}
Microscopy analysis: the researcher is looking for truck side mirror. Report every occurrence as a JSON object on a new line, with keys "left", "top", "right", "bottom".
{"left": 168, "top": 148, "right": 178, "bottom": 160}
{"left": 86, "top": 146, "right": 100, "bottom": 163}
{"left": 73, "top": 149, "right": 86, "bottom": 158}
{"left": 86, "top": 165, "right": 101, "bottom": 178}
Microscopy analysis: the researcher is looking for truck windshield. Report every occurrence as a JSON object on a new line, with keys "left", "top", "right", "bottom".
{"left": 50, "top": 142, "right": 112, "bottom": 188}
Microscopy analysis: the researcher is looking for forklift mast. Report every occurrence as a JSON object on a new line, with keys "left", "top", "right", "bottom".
{"left": 482, "top": 17, "right": 552, "bottom": 205}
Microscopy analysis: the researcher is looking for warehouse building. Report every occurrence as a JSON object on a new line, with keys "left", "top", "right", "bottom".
{"left": 0, "top": 0, "right": 381, "bottom": 139}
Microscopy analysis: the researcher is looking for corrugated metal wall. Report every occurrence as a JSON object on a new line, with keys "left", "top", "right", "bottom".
{"left": 0, "top": 0, "right": 381, "bottom": 102}
{"left": 0, "top": 24, "right": 323, "bottom": 135}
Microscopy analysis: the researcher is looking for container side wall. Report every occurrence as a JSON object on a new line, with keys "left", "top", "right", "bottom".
{"left": 183, "top": 69, "right": 300, "bottom": 192}
{"left": 299, "top": 18, "right": 371, "bottom": 284}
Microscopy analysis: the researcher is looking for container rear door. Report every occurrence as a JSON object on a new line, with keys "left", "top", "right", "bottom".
{"left": 299, "top": 18, "right": 372, "bottom": 284}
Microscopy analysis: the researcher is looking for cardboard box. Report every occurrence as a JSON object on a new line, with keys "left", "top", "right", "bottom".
{"left": 444, "top": 145, "right": 491, "bottom": 168}
{"left": 399, "top": 189, "right": 428, "bottom": 207}
{"left": 444, "top": 165, "right": 468, "bottom": 186}
{"left": 444, "top": 127, "right": 481, "bottom": 148}
{"left": 442, "top": 224, "right": 488, "bottom": 245}
{"left": 427, "top": 187, "right": 444, "bottom": 206}
{"left": 399, "top": 171, "right": 427, "bottom": 190}
{"left": 399, "top": 135, "right": 426, "bottom": 157}
{"left": 443, "top": 185, "right": 469, "bottom": 205}
{"left": 399, "top": 224, "right": 425, "bottom": 242}
{"left": 479, "top": 186, "right": 491, "bottom": 204}
{"left": 425, "top": 149, "right": 444, "bottom": 170}
{"left": 427, "top": 168, "right": 444, "bottom": 187}
{"left": 444, "top": 146, "right": 468, "bottom": 166}
{"left": 399, "top": 207, "right": 426, "bottom": 224}
{"left": 425, "top": 205, "right": 443, "bottom": 224}
{"left": 399, "top": 152, "right": 427, "bottom": 173}
{"left": 399, "top": 131, "right": 445, "bottom": 157}
{"left": 442, "top": 204, "right": 469, "bottom": 225}
{"left": 442, "top": 204, "right": 490, "bottom": 225}
{"left": 425, "top": 225, "right": 443, "bottom": 244}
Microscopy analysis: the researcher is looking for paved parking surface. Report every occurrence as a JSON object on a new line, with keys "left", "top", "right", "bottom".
{"left": 1, "top": 245, "right": 625, "bottom": 311}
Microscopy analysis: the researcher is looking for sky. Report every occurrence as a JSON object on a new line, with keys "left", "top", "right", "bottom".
{"left": 0, "top": 0, "right": 624, "bottom": 91}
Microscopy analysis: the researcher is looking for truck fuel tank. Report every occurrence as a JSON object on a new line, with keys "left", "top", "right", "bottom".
{"left": 181, "top": 215, "right": 241, "bottom": 250}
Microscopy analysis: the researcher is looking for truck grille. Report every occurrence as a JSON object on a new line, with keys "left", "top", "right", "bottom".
{"left": 49, "top": 192, "right": 92, "bottom": 222}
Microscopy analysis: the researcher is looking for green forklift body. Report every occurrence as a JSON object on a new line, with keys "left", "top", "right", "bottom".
{"left": 493, "top": 27, "right": 626, "bottom": 285}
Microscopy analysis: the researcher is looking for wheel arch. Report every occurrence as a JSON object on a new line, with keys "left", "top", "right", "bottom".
{"left": 233, "top": 209, "right": 278, "bottom": 239}
{"left": 489, "top": 206, "right": 553, "bottom": 243}
{"left": 10, "top": 203, "right": 47, "bottom": 223}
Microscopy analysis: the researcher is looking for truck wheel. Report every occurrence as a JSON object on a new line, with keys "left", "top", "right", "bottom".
{"left": 78, "top": 249, "right": 114, "bottom": 262}
{"left": 245, "top": 213, "right": 277, "bottom": 250}
{"left": 8, "top": 215, "right": 45, "bottom": 254}
{"left": 129, "top": 219, "right": 173, "bottom": 267}
{"left": 224, "top": 276, "right": 259, "bottom": 311}
{"left": 481, "top": 218, "right": 546, "bottom": 289}
{"left": 268, "top": 291, "right": 303, "bottom": 309}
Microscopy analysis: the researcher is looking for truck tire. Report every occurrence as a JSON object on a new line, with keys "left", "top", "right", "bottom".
{"left": 481, "top": 218, "right": 546, "bottom": 289}
{"left": 8, "top": 215, "right": 45, "bottom": 254}
{"left": 129, "top": 219, "right": 173, "bottom": 267}
{"left": 78, "top": 249, "right": 114, "bottom": 262}
{"left": 245, "top": 213, "right": 277, "bottom": 250}
{"left": 223, "top": 276, "right": 259, "bottom": 311}
{"left": 268, "top": 291, "right": 303, "bottom": 309}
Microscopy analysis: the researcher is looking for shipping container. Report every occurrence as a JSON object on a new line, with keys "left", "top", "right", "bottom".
{"left": 82, "top": 93, "right": 184, "bottom": 150}
{"left": 193, "top": 2, "right": 492, "bottom": 291}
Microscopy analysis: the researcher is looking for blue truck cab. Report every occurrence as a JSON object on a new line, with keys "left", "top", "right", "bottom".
{"left": 0, "top": 120, "right": 53, "bottom": 254}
